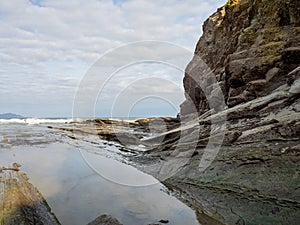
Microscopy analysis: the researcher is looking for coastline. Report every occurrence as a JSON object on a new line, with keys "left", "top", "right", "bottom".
{"left": 46, "top": 77, "right": 300, "bottom": 225}
{"left": 1, "top": 78, "right": 299, "bottom": 225}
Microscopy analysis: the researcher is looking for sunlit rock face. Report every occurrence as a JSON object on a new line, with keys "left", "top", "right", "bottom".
{"left": 0, "top": 166, "right": 60, "bottom": 225}
{"left": 180, "top": 0, "right": 300, "bottom": 116}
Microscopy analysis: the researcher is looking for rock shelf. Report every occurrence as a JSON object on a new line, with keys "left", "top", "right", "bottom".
{"left": 0, "top": 164, "right": 60, "bottom": 225}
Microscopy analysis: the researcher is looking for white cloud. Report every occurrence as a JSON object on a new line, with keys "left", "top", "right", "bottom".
{"left": 0, "top": 0, "right": 225, "bottom": 117}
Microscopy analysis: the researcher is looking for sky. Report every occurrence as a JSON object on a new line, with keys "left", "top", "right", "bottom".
{"left": 0, "top": 0, "right": 225, "bottom": 118}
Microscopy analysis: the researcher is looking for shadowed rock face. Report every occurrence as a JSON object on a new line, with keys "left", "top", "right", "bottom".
{"left": 181, "top": 0, "right": 300, "bottom": 116}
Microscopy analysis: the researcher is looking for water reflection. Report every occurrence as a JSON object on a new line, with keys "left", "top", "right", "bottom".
{"left": 80, "top": 149, "right": 159, "bottom": 187}
{"left": 0, "top": 124, "right": 199, "bottom": 225}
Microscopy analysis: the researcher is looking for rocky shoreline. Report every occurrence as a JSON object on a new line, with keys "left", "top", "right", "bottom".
{"left": 2, "top": 81, "right": 299, "bottom": 224}
{"left": 156, "top": 79, "right": 299, "bottom": 225}
{"left": 5, "top": 89, "right": 299, "bottom": 225}
{"left": 2, "top": 0, "right": 299, "bottom": 224}
{"left": 46, "top": 68, "right": 300, "bottom": 225}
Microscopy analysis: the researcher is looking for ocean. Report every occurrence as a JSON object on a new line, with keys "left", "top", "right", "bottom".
{"left": 0, "top": 118, "right": 199, "bottom": 225}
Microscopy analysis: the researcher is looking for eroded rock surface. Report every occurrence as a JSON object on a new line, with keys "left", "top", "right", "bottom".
{"left": 181, "top": 0, "right": 300, "bottom": 116}
{"left": 173, "top": 1, "right": 300, "bottom": 222}
{"left": 131, "top": 78, "right": 300, "bottom": 225}
{"left": 52, "top": 76, "right": 299, "bottom": 224}
{"left": 0, "top": 165, "right": 60, "bottom": 225}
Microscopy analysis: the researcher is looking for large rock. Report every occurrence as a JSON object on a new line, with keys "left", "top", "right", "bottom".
{"left": 181, "top": 0, "right": 300, "bottom": 116}
{"left": 0, "top": 164, "right": 60, "bottom": 225}
{"left": 132, "top": 78, "right": 300, "bottom": 225}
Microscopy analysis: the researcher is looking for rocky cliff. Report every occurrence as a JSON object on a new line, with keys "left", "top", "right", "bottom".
{"left": 51, "top": 1, "right": 300, "bottom": 224}
{"left": 164, "top": 0, "right": 300, "bottom": 224}
{"left": 181, "top": 0, "right": 300, "bottom": 115}
{"left": 136, "top": 1, "right": 300, "bottom": 224}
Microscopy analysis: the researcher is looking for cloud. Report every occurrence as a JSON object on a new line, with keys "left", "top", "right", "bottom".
{"left": 0, "top": 0, "right": 225, "bottom": 117}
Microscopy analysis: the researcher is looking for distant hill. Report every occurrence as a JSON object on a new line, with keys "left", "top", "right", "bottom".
{"left": 0, "top": 113, "right": 25, "bottom": 119}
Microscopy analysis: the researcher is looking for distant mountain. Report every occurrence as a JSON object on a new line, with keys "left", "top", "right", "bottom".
{"left": 0, "top": 113, "right": 25, "bottom": 119}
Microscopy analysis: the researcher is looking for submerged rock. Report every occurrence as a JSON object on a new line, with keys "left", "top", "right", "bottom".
{"left": 87, "top": 214, "right": 123, "bottom": 225}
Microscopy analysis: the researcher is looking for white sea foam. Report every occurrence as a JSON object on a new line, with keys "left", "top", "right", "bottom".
{"left": 0, "top": 119, "right": 26, "bottom": 124}
{"left": 0, "top": 118, "right": 76, "bottom": 125}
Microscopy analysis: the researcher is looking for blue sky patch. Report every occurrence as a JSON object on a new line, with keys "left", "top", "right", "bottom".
{"left": 113, "top": 0, "right": 126, "bottom": 5}
{"left": 29, "top": 0, "right": 45, "bottom": 7}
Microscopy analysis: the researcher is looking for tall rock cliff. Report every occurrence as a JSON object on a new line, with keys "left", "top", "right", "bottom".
{"left": 181, "top": 0, "right": 300, "bottom": 116}
{"left": 105, "top": 1, "right": 299, "bottom": 224}
{"left": 157, "top": 1, "right": 300, "bottom": 224}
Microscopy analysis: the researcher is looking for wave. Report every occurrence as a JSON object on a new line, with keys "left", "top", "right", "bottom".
{"left": 0, "top": 117, "right": 142, "bottom": 125}
{"left": 0, "top": 118, "right": 79, "bottom": 125}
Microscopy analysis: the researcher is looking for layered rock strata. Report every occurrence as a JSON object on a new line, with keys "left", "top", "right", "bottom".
{"left": 180, "top": 0, "right": 300, "bottom": 116}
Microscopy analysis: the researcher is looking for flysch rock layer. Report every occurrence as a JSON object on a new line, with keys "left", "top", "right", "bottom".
{"left": 180, "top": 0, "right": 300, "bottom": 116}
{"left": 0, "top": 165, "right": 60, "bottom": 225}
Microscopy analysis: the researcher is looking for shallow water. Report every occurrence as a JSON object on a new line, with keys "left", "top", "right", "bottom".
{"left": 0, "top": 121, "right": 199, "bottom": 225}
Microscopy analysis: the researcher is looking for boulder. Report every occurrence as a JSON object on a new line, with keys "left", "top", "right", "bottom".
{"left": 87, "top": 214, "right": 122, "bottom": 225}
